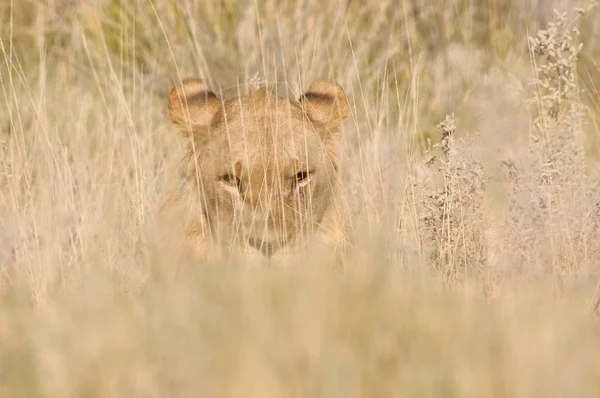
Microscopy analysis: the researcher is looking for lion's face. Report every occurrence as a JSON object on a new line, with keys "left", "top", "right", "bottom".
{"left": 168, "top": 78, "right": 349, "bottom": 257}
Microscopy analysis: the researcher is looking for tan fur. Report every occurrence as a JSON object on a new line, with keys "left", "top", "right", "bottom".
{"left": 164, "top": 77, "right": 350, "bottom": 266}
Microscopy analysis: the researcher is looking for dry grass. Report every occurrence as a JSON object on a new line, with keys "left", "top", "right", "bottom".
{"left": 1, "top": 0, "right": 600, "bottom": 396}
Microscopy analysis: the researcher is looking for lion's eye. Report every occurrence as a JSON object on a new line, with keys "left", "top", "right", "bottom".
{"left": 296, "top": 171, "right": 308, "bottom": 183}
{"left": 220, "top": 174, "right": 242, "bottom": 189}
{"left": 294, "top": 171, "right": 310, "bottom": 188}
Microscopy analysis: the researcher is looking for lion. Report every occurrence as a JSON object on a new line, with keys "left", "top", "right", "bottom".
{"left": 163, "top": 77, "right": 350, "bottom": 266}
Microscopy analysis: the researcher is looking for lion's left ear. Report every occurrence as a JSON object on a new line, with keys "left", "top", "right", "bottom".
{"left": 299, "top": 80, "right": 349, "bottom": 136}
{"left": 168, "top": 77, "right": 220, "bottom": 138}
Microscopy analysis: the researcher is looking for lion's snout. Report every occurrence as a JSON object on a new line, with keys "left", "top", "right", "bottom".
{"left": 243, "top": 205, "right": 293, "bottom": 238}
{"left": 247, "top": 236, "right": 289, "bottom": 257}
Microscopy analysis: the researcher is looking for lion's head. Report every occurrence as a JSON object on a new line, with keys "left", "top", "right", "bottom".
{"left": 167, "top": 77, "right": 349, "bottom": 259}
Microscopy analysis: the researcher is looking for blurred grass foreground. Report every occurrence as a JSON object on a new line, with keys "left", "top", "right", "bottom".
{"left": 1, "top": 0, "right": 600, "bottom": 396}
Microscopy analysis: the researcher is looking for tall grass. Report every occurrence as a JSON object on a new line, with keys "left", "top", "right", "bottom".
{"left": 1, "top": 0, "right": 600, "bottom": 396}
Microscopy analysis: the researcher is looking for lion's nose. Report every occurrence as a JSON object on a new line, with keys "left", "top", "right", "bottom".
{"left": 252, "top": 195, "right": 281, "bottom": 221}
{"left": 250, "top": 207, "right": 277, "bottom": 228}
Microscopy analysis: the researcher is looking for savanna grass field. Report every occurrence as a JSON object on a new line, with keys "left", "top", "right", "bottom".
{"left": 2, "top": 0, "right": 600, "bottom": 396}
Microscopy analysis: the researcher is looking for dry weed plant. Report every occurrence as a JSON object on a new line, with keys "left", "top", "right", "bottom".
{"left": 419, "top": 114, "right": 487, "bottom": 282}
{"left": 507, "top": 5, "right": 597, "bottom": 276}
{"left": 418, "top": 3, "right": 600, "bottom": 288}
{"left": 1, "top": 0, "right": 600, "bottom": 396}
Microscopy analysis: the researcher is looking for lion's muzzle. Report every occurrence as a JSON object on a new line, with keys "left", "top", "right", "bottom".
{"left": 247, "top": 237, "right": 289, "bottom": 257}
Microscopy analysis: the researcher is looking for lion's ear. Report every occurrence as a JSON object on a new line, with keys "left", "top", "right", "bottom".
{"left": 299, "top": 80, "right": 349, "bottom": 135}
{"left": 168, "top": 77, "right": 220, "bottom": 137}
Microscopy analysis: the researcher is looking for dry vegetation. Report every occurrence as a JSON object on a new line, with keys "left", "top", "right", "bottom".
{"left": 1, "top": 0, "right": 600, "bottom": 396}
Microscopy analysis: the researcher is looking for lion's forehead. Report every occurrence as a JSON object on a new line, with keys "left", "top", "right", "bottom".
{"left": 211, "top": 140, "right": 315, "bottom": 177}
{"left": 207, "top": 107, "right": 323, "bottom": 174}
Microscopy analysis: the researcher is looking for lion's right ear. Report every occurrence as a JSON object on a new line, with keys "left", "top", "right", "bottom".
{"left": 299, "top": 80, "right": 349, "bottom": 135}
{"left": 168, "top": 78, "right": 220, "bottom": 137}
